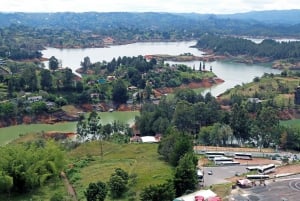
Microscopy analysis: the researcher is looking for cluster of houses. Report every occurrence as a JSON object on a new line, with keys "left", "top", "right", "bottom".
{"left": 26, "top": 94, "right": 55, "bottom": 109}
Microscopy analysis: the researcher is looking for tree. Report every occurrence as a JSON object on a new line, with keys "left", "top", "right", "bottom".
{"left": 158, "top": 128, "right": 193, "bottom": 166}
{"left": 108, "top": 175, "right": 127, "bottom": 198}
{"left": 49, "top": 56, "right": 59, "bottom": 71}
{"left": 112, "top": 79, "right": 128, "bottom": 104}
{"left": 22, "top": 66, "right": 38, "bottom": 91}
{"left": 62, "top": 68, "right": 73, "bottom": 91}
{"left": 230, "top": 103, "right": 251, "bottom": 144}
{"left": 31, "top": 101, "right": 47, "bottom": 114}
{"left": 0, "top": 173, "right": 13, "bottom": 194}
{"left": 173, "top": 100, "right": 194, "bottom": 133}
{"left": 85, "top": 181, "right": 108, "bottom": 201}
{"left": 173, "top": 153, "right": 198, "bottom": 197}
{"left": 0, "top": 141, "right": 65, "bottom": 193}
{"left": 107, "top": 168, "right": 129, "bottom": 198}
{"left": 140, "top": 181, "right": 175, "bottom": 201}
{"left": 111, "top": 168, "right": 129, "bottom": 184}
{"left": 81, "top": 56, "right": 92, "bottom": 72}
{"left": 40, "top": 69, "right": 53, "bottom": 90}
{"left": 255, "top": 106, "right": 279, "bottom": 147}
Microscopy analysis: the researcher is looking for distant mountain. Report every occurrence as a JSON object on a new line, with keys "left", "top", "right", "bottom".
{"left": 0, "top": 11, "right": 300, "bottom": 37}
{"left": 218, "top": 10, "right": 300, "bottom": 25}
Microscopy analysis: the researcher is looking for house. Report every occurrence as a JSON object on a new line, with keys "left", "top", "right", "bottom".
{"left": 130, "top": 134, "right": 142, "bottom": 143}
{"left": 103, "top": 37, "right": 114, "bottom": 45}
{"left": 90, "top": 93, "right": 99, "bottom": 99}
{"left": 106, "top": 75, "right": 116, "bottom": 81}
{"left": 28, "top": 96, "right": 43, "bottom": 103}
{"left": 248, "top": 98, "right": 262, "bottom": 104}
{"left": 128, "top": 86, "right": 138, "bottom": 91}
{"left": 46, "top": 101, "right": 56, "bottom": 109}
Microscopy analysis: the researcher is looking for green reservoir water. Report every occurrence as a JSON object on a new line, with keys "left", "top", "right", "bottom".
{"left": 0, "top": 111, "right": 139, "bottom": 145}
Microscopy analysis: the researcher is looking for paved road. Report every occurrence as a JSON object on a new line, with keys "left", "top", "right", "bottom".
{"left": 230, "top": 174, "right": 300, "bottom": 201}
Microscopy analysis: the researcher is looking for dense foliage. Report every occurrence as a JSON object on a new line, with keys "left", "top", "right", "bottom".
{"left": 85, "top": 181, "right": 108, "bottom": 201}
{"left": 0, "top": 141, "right": 65, "bottom": 194}
{"left": 196, "top": 34, "right": 300, "bottom": 60}
{"left": 140, "top": 181, "right": 175, "bottom": 201}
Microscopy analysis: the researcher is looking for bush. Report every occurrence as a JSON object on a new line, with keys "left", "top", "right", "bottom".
{"left": 50, "top": 192, "right": 65, "bottom": 201}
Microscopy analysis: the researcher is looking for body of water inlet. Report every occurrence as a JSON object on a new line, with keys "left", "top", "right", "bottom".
{"left": 42, "top": 41, "right": 281, "bottom": 96}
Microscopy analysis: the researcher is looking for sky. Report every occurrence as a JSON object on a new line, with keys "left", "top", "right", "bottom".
{"left": 1, "top": 0, "right": 300, "bottom": 14}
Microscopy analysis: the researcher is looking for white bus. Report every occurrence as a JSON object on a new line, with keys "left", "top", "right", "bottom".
{"left": 234, "top": 153, "right": 252, "bottom": 160}
{"left": 219, "top": 161, "right": 240, "bottom": 166}
{"left": 246, "top": 166, "right": 260, "bottom": 172}
{"left": 246, "top": 175, "right": 270, "bottom": 180}
{"left": 257, "top": 164, "right": 276, "bottom": 174}
{"left": 213, "top": 156, "right": 233, "bottom": 165}
{"left": 206, "top": 152, "right": 225, "bottom": 160}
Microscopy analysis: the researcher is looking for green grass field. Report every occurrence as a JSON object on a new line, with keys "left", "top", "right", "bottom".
{"left": 0, "top": 139, "right": 172, "bottom": 200}
{"left": 281, "top": 119, "right": 300, "bottom": 129}
{"left": 0, "top": 111, "right": 139, "bottom": 145}
{"left": 68, "top": 142, "right": 173, "bottom": 200}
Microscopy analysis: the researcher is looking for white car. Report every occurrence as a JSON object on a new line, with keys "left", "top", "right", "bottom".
{"left": 208, "top": 170, "right": 213, "bottom": 175}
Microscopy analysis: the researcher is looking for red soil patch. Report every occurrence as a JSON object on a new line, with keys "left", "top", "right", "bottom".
{"left": 43, "top": 131, "right": 76, "bottom": 140}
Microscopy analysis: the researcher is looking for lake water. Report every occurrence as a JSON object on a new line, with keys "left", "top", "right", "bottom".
{"left": 42, "top": 41, "right": 281, "bottom": 96}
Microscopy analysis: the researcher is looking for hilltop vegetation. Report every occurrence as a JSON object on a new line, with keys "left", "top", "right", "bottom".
{"left": 1, "top": 11, "right": 300, "bottom": 60}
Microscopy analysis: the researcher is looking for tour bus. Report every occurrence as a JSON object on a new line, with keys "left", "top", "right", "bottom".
{"left": 197, "top": 169, "right": 204, "bottom": 182}
{"left": 213, "top": 156, "right": 233, "bottom": 165}
{"left": 234, "top": 153, "right": 252, "bottom": 160}
{"left": 219, "top": 161, "right": 240, "bottom": 166}
{"left": 246, "top": 174, "right": 270, "bottom": 180}
{"left": 205, "top": 151, "right": 225, "bottom": 160}
{"left": 257, "top": 164, "right": 276, "bottom": 174}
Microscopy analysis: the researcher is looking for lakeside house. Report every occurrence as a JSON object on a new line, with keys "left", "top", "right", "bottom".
{"left": 27, "top": 96, "right": 43, "bottom": 103}
{"left": 247, "top": 97, "right": 262, "bottom": 104}
{"left": 103, "top": 37, "right": 114, "bottom": 45}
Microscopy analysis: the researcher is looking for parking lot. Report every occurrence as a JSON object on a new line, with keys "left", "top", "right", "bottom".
{"left": 202, "top": 165, "right": 249, "bottom": 187}
{"left": 230, "top": 174, "right": 300, "bottom": 201}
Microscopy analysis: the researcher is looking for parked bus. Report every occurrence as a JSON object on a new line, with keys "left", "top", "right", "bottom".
{"left": 206, "top": 152, "right": 225, "bottom": 160}
{"left": 213, "top": 156, "right": 233, "bottom": 165}
{"left": 219, "top": 161, "right": 240, "bottom": 166}
{"left": 257, "top": 164, "right": 276, "bottom": 174}
{"left": 246, "top": 175, "right": 270, "bottom": 180}
{"left": 246, "top": 166, "right": 260, "bottom": 172}
{"left": 234, "top": 153, "right": 252, "bottom": 160}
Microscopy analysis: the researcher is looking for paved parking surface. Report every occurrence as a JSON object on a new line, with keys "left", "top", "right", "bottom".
{"left": 202, "top": 165, "right": 249, "bottom": 187}
{"left": 230, "top": 174, "right": 300, "bottom": 201}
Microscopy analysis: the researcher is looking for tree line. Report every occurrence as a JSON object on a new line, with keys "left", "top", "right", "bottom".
{"left": 196, "top": 34, "right": 300, "bottom": 60}
{"left": 136, "top": 87, "right": 300, "bottom": 151}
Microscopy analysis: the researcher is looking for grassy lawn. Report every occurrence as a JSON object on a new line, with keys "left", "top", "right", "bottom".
{"left": 209, "top": 183, "right": 233, "bottom": 201}
{"left": 0, "top": 111, "right": 139, "bottom": 145}
{"left": 281, "top": 119, "right": 300, "bottom": 129}
{"left": 67, "top": 141, "right": 173, "bottom": 200}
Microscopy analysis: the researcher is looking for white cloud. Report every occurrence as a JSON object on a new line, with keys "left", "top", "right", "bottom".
{"left": 1, "top": 0, "right": 300, "bottom": 13}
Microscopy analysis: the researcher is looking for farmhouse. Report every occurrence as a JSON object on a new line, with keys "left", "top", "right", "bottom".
{"left": 28, "top": 96, "right": 43, "bottom": 103}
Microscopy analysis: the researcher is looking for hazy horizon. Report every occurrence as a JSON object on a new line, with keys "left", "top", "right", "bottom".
{"left": 1, "top": 0, "right": 300, "bottom": 14}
